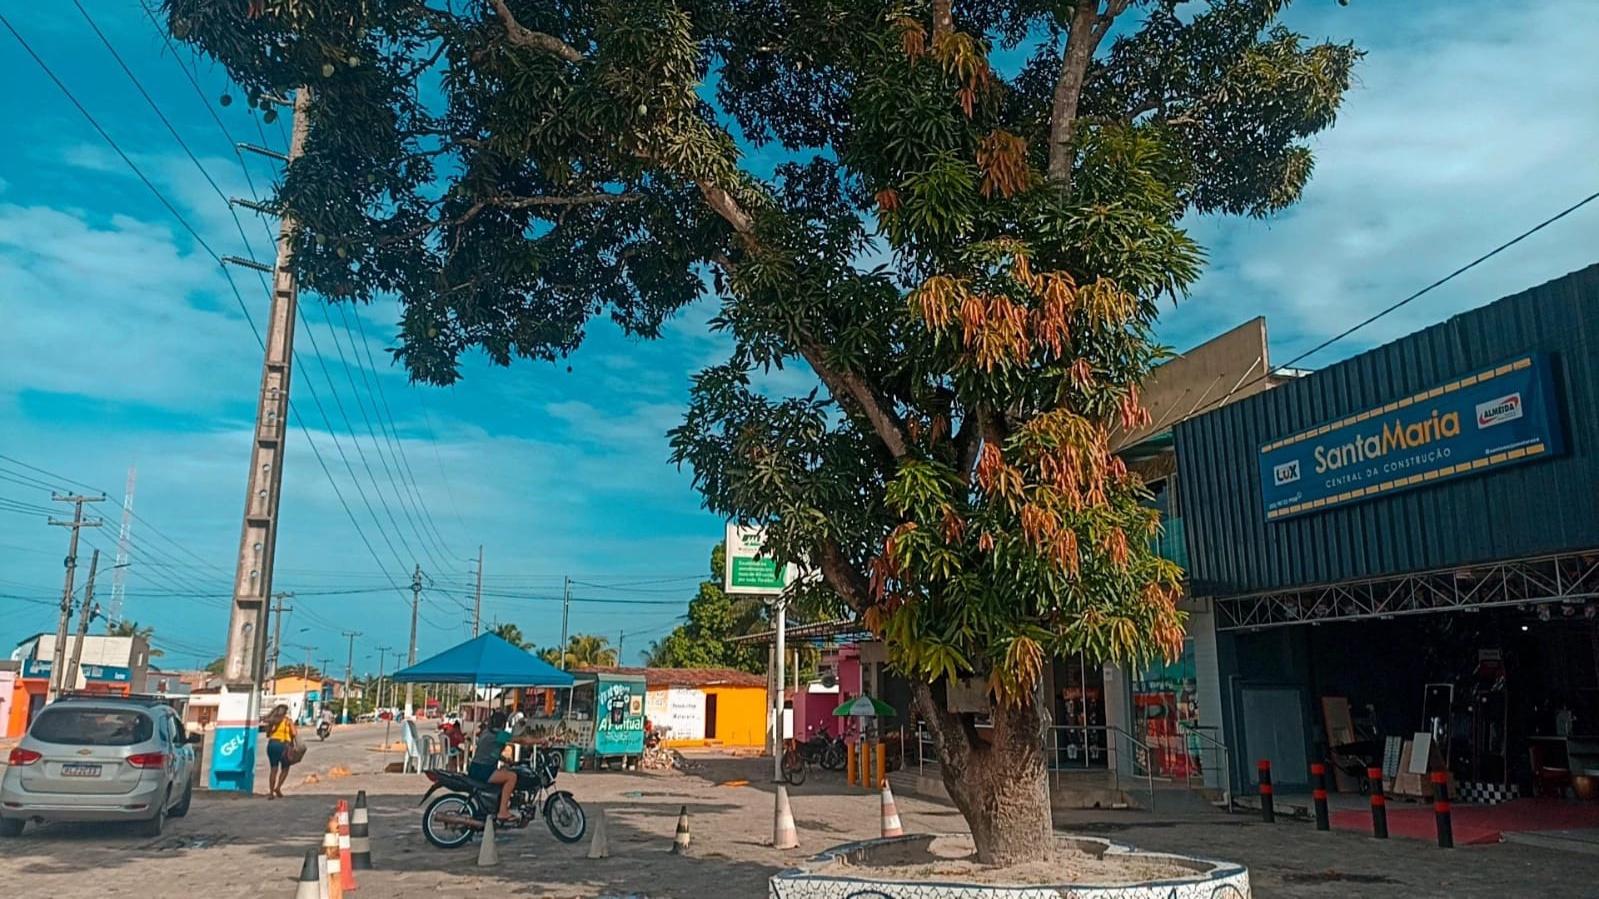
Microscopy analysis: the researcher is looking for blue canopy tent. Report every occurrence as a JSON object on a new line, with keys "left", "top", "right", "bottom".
{"left": 390, "top": 633, "right": 574, "bottom": 687}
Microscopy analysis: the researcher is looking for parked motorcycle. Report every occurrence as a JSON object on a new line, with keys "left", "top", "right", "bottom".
{"left": 419, "top": 747, "right": 586, "bottom": 849}
{"left": 797, "top": 730, "right": 846, "bottom": 771}
{"left": 316, "top": 720, "right": 332, "bottom": 741}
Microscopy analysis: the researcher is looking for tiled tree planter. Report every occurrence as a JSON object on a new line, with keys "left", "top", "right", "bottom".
{"left": 769, "top": 833, "right": 1250, "bottom": 899}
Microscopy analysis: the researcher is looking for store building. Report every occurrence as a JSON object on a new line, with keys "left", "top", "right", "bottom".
{"left": 7, "top": 634, "right": 152, "bottom": 731}
{"left": 1175, "top": 264, "right": 1599, "bottom": 800}
{"left": 582, "top": 667, "right": 769, "bottom": 748}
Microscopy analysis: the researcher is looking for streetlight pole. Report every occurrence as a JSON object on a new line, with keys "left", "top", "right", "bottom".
{"left": 341, "top": 630, "right": 361, "bottom": 724}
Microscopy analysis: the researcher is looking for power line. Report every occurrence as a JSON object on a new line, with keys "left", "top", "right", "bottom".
{"left": 3, "top": 9, "right": 411, "bottom": 609}
{"left": 69, "top": 2, "right": 423, "bottom": 585}
{"left": 1186, "top": 189, "right": 1599, "bottom": 421}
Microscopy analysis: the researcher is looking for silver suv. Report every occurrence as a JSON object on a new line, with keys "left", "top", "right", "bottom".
{"left": 0, "top": 695, "right": 199, "bottom": 837}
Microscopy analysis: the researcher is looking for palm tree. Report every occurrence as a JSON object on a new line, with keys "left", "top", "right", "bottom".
{"left": 490, "top": 622, "right": 530, "bottom": 650}
{"left": 559, "top": 634, "right": 618, "bottom": 668}
{"left": 109, "top": 620, "right": 162, "bottom": 658}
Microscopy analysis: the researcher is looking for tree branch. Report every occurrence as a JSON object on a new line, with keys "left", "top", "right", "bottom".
{"left": 1046, "top": 1, "right": 1129, "bottom": 186}
{"left": 814, "top": 537, "right": 871, "bottom": 611}
{"left": 954, "top": 404, "right": 989, "bottom": 484}
{"left": 491, "top": 0, "right": 584, "bottom": 63}
{"left": 799, "top": 342, "right": 911, "bottom": 460}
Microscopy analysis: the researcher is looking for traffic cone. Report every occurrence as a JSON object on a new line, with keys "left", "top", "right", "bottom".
{"left": 477, "top": 816, "right": 500, "bottom": 867}
{"left": 773, "top": 785, "right": 798, "bottom": 850}
{"left": 586, "top": 807, "right": 610, "bottom": 859}
{"left": 349, "top": 791, "right": 373, "bottom": 870}
{"left": 670, "top": 805, "right": 691, "bottom": 855}
{"left": 317, "top": 852, "right": 329, "bottom": 899}
{"left": 879, "top": 780, "right": 904, "bottom": 838}
{"left": 336, "top": 800, "right": 356, "bottom": 892}
{"left": 324, "top": 816, "right": 344, "bottom": 899}
{"left": 295, "top": 847, "right": 320, "bottom": 899}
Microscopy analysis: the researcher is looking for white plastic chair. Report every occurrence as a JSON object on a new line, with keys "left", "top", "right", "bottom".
{"left": 422, "top": 734, "right": 445, "bottom": 770}
{"left": 401, "top": 720, "right": 424, "bottom": 773}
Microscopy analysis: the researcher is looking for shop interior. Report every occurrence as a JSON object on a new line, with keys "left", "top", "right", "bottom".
{"left": 1232, "top": 601, "right": 1599, "bottom": 803}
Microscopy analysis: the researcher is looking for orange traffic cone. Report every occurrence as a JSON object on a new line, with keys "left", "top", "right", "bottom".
{"left": 336, "top": 800, "right": 357, "bottom": 892}
{"left": 879, "top": 779, "right": 904, "bottom": 838}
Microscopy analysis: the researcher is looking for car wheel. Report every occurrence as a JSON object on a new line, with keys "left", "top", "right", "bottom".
{"left": 0, "top": 818, "right": 23, "bottom": 838}
{"left": 170, "top": 782, "right": 193, "bottom": 818}
{"left": 138, "top": 794, "right": 167, "bottom": 837}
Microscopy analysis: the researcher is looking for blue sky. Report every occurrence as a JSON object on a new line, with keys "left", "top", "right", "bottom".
{"left": 0, "top": 2, "right": 1595, "bottom": 674}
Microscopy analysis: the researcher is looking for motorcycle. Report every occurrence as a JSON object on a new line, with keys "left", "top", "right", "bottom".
{"left": 419, "top": 746, "right": 586, "bottom": 849}
{"left": 797, "top": 730, "right": 846, "bottom": 771}
{"left": 316, "top": 720, "right": 332, "bottom": 741}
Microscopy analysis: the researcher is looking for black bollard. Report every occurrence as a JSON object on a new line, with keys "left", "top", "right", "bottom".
{"left": 1431, "top": 771, "right": 1454, "bottom": 849}
{"left": 1258, "top": 759, "right": 1275, "bottom": 823}
{"left": 1310, "top": 762, "right": 1330, "bottom": 831}
{"left": 1368, "top": 766, "right": 1388, "bottom": 839}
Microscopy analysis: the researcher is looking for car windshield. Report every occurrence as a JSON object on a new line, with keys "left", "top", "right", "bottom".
{"left": 30, "top": 708, "right": 153, "bottom": 746}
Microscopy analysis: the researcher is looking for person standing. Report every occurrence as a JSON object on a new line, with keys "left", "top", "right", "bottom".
{"left": 264, "top": 703, "right": 298, "bottom": 799}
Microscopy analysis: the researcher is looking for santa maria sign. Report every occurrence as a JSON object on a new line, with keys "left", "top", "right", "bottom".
{"left": 1258, "top": 354, "right": 1564, "bottom": 521}
{"left": 724, "top": 523, "right": 795, "bottom": 595}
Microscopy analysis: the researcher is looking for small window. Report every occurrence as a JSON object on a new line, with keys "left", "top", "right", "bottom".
{"left": 31, "top": 709, "right": 154, "bottom": 746}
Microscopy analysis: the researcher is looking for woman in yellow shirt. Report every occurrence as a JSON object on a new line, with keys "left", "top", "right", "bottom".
{"left": 263, "top": 704, "right": 297, "bottom": 799}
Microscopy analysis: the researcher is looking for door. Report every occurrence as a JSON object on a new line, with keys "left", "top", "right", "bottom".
{"left": 704, "top": 693, "right": 718, "bottom": 740}
{"left": 1236, "top": 684, "right": 1310, "bottom": 789}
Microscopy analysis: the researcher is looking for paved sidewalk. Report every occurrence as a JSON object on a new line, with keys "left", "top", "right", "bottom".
{"left": 3, "top": 724, "right": 1598, "bottom": 896}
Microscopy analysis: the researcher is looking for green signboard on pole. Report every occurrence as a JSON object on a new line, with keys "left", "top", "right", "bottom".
{"left": 724, "top": 523, "right": 794, "bottom": 595}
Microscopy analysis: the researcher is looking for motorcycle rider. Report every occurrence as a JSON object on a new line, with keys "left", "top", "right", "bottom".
{"left": 468, "top": 710, "right": 541, "bottom": 824}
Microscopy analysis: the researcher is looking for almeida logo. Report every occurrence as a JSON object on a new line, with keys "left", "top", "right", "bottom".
{"left": 1476, "top": 393, "right": 1523, "bottom": 429}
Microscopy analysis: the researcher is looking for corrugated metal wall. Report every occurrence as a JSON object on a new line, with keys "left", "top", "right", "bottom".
{"left": 1175, "top": 263, "right": 1599, "bottom": 597}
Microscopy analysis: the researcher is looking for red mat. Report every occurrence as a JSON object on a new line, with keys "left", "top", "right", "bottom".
{"left": 1330, "top": 799, "right": 1599, "bottom": 845}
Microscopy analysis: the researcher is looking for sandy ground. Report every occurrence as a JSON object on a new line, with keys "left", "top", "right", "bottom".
{"left": 6, "top": 722, "right": 1599, "bottom": 897}
{"left": 0, "top": 722, "right": 953, "bottom": 898}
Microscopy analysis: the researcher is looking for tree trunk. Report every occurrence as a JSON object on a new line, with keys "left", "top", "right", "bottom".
{"left": 915, "top": 681, "right": 1053, "bottom": 866}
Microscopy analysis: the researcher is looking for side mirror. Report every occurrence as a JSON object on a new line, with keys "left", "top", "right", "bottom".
{"left": 187, "top": 733, "right": 204, "bottom": 745}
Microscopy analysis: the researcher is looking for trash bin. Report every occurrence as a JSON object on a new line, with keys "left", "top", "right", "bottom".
{"left": 563, "top": 745, "right": 581, "bottom": 773}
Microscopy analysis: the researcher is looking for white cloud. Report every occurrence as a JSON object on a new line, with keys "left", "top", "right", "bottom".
{"left": 1158, "top": 0, "right": 1599, "bottom": 364}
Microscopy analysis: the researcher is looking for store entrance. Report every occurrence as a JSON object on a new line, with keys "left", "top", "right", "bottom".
{"left": 1051, "top": 653, "right": 1106, "bottom": 769}
{"left": 1265, "top": 605, "right": 1599, "bottom": 799}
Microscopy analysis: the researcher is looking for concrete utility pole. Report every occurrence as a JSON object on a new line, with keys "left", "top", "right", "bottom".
{"left": 406, "top": 565, "right": 421, "bottom": 717}
{"left": 47, "top": 494, "right": 104, "bottom": 702}
{"left": 220, "top": 88, "right": 312, "bottom": 711}
{"left": 374, "top": 644, "right": 392, "bottom": 711}
{"left": 267, "top": 591, "right": 294, "bottom": 684}
{"left": 107, "top": 466, "right": 135, "bottom": 629}
{"left": 472, "top": 545, "right": 484, "bottom": 637}
{"left": 341, "top": 630, "right": 361, "bottom": 723}
{"left": 62, "top": 549, "right": 100, "bottom": 695}
{"left": 559, "top": 575, "right": 571, "bottom": 669}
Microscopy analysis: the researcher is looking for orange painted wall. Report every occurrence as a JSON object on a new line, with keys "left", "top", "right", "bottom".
{"left": 653, "top": 685, "right": 767, "bottom": 748}
{"left": 703, "top": 686, "right": 767, "bottom": 747}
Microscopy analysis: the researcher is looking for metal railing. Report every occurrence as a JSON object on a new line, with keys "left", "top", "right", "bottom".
{"left": 909, "top": 721, "right": 1231, "bottom": 815}
{"left": 1178, "top": 722, "right": 1233, "bottom": 812}
{"left": 1042, "top": 724, "right": 1162, "bottom": 811}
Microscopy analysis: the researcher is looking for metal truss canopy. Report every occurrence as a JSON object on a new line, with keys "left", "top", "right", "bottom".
{"left": 1214, "top": 549, "right": 1599, "bottom": 631}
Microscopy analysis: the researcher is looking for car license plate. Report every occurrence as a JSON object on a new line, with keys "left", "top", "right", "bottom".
{"left": 61, "top": 764, "right": 102, "bottom": 777}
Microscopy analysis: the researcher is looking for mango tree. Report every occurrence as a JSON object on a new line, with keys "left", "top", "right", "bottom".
{"left": 166, "top": 0, "right": 1356, "bottom": 862}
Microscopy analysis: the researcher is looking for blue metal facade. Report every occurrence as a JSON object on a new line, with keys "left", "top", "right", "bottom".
{"left": 1175, "top": 263, "right": 1599, "bottom": 598}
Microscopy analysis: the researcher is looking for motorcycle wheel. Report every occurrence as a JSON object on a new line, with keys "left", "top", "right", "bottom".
{"left": 544, "top": 793, "right": 587, "bottom": 844}
{"left": 822, "top": 744, "right": 845, "bottom": 771}
{"left": 422, "top": 793, "right": 478, "bottom": 849}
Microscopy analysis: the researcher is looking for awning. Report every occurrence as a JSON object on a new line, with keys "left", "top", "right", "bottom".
{"left": 389, "top": 633, "right": 574, "bottom": 686}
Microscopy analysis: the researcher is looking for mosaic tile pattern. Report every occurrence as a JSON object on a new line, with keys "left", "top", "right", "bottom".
{"left": 769, "top": 834, "right": 1250, "bottom": 899}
